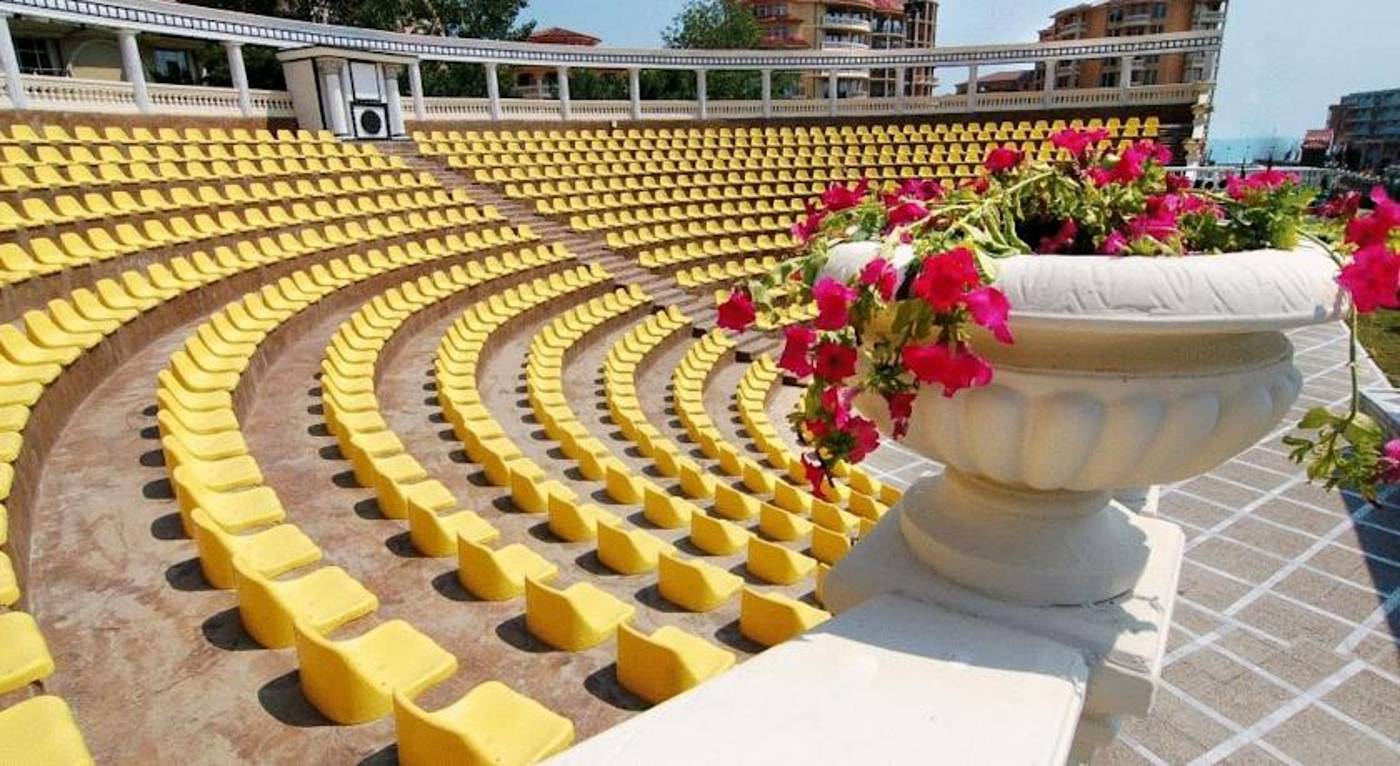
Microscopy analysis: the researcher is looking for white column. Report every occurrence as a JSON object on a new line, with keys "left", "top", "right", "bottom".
{"left": 408, "top": 60, "right": 425, "bottom": 120}
{"left": 0, "top": 14, "right": 27, "bottom": 110}
{"left": 484, "top": 61, "right": 501, "bottom": 121}
{"left": 894, "top": 66, "right": 906, "bottom": 112}
{"left": 317, "top": 58, "right": 350, "bottom": 137}
{"left": 384, "top": 64, "right": 407, "bottom": 138}
{"left": 117, "top": 28, "right": 150, "bottom": 114}
{"left": 223, "top": 41, "right": 251, "bottom": 117}
{"left": 556, "top": 65, "right": 571, "bottom": 120}
{"left": 828, "top": 69, "right": 839, "bottom": 117}
{"left": 696, "top": 68, "right": 707, "bottom": 120}
{"left": 965, "top": 63, "right": 979, "bottom": 109}
{"left": 1119, "top": 54, "right": 1133, "bottom": 104}
{"left": 1042, "top": 59, "right": 1057, "bottom": 107}
{"left": 760, "top": 68, "right": 772, "bottom": 119}
{"left": 628, "top": 68, "right": 641, "bottom": 120}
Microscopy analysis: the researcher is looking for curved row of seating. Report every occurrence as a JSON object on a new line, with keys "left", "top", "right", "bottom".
{"left": 597, "top": 311, "right": 818, "bottom": 629}
{"left": 155, "top": 236, "right": 578, "bottom": 764}
{"left": 735, "top": 355, "right": 898, "bottom": 528}
{"left": 2, "top": 182, "right": 490, "bottom": 286}
{"left": 0, "top": 124, "right": 351, "bottom": 146}
{"left": 320, "top": 243, "right": 571, "bottom": 558}
{"left": 1, "top": 174, "right": 469, "bottom": 241}
{"left": 674, "top": 255, "right": 780, "bottom": 289}
{"left": 639, "top": 234, "right": 795, "bottom": 272}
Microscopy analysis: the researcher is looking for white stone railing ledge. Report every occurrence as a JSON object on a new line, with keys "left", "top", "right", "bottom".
{"left": 547, "top": 594, "right": 1088, "bottom": 766}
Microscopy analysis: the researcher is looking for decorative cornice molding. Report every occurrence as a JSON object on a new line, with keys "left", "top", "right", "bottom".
{"left": 0, "top": 0, "right": 1221, "bottom": 70}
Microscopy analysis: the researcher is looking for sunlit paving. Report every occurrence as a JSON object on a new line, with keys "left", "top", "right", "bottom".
{"left": 0, "top": 0, "right": 1397, "bottom": 764}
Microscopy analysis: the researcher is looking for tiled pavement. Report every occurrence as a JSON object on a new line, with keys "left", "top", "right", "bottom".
{"left": 853, "top": 322, "right": 1400, "bottom": 765}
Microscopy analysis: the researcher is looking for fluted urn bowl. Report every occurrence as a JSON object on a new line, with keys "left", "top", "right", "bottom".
{"left": 828, "top": 242, "right": 1346, "bottom": 606}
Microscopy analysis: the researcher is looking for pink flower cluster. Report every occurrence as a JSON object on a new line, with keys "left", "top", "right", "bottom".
{"left": 1226, "top": 169, "right": 1300, "bottom": 201}
{"left": 1336, "top": 186, "right": 1400, "bottom": 313}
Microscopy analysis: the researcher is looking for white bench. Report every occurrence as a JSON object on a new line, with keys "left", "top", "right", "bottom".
{"left": 548, "top": 594, "right": 1088, "bottom": 765}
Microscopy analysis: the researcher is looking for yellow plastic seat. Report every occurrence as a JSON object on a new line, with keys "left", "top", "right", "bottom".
{"left": 394, "top": 682, "right": 574, "bottom": 766}
{"left": 0, "top": 696, "right": 94, "bottom": 765}
{"left": 0, "top": 552, "right": 16, "bottom": 605}
{"left": 811, "top": 525, "right": 853, "bottom": 565}
{"left": 812, "top": 498, "right": 859, "bottom": 534}
{"left": 457, "top": 537, "right": 558, "bottom": 601}
{"left": 616, "top": 623, "right": 735, "bottom": 705}
{"left": 746, "top": 536, "right": 817, "bottom": 585}
{"left": 189, "top": 508, "right": 321, "bottom": 590}
{"left": 294, "top": 619, "right": 458, "bottom": 725}
{"left": 689, "top": 512, "right": 750, "bottom": 555}
{"left": 405, "top": 488, "right": 499, "bottom": 558}
{"left": 0, "top": 612, "right": 54, "bottom": 693}
{"left": 547, "top": 495, "right": 619, "bottom": 542}
{"left": 597, "top": 523, "right": 674, "bottom": 575}
{"left": 713, "top": 482, "right": 759, "bottom": 520}
{"left": 758, "top": 503, "right": 813, "bottom": 542}
{"left": 231, "top": 558, "right": 379, "bottom": 648}
{"left": 657, "top": 552, "right": 742, "bottom": 612}
{"left": 524, "top": 577, "right": 634, "bottom": 651}
{"left": 642, "top": 485, "right": 697, "bottom": 529}
{"left": 739, "top": 587, "right": 831, "bottom": 647}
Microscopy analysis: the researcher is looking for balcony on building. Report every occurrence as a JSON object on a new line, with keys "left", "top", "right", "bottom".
{"left": 822, "top": 13, "right": 874, "bottom": 33}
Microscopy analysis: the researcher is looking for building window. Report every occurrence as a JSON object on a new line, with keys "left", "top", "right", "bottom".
{"left": 152, "top": 49, "right": 194, "bottom": 84}
{"left": 13, "top": 37, "right": 58, "bottom": 75}
{"left": 1153, "top": 2, "right": 1168, "bottom": 18}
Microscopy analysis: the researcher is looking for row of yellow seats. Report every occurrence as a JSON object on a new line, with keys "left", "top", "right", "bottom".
{"left": 439, "top": 135, "right": 1097, "bottom": 169}
{"left": 415, "top": 115, "right": 1154, "bottom": 148}
{"left": 0, "top": 200, "right": 504, "bottom": 287}
{"left": 484, "top": 160, "right": 899, "bottom": 191}
{"left": 503, "top": 168, "right": 847, "bottom": 199}
{"left": 675, "top": 256, "right": 780, "bottom": 289}
{"left": 572, "top": 198, "right": 802, "bottom": 234}
{"left": 0, "top": 138, "right": 377, "bottom": 169}
{"left": 0, "top": 180, "right": 468, "bottom": 242}
{"left": 152, "top": 242, "right": 574, "bottom": 763}
{"left": 0, "top": 154, "right": 409, "bottom": 194}
{"left": 605, "top": 215, "right": 794, "bottom": 252}
{"left": 550, "top": 185, "right": 805, "bottom": 220}
{"left": 735, "top": 359, "right": 860, "bottom": 567}
{"left": 520, "top": 177, "right": 822, "bottom": 206}
{"left": 598, "top": 315, "right": 836, "bottom": 644}
{"left": 435, "top": 264, "right": 611, "bottom": 499}
{"left": 323, "top": 251, "right": 581, "bottom": 561}
{"left": 0, "top": 124, "right": 338, "bottom": 146}
{"left": 638, "top": 233, "right": 797, "bottom": 270}
{"left": 737, "top": 356, "right": 899, "bottom": 515}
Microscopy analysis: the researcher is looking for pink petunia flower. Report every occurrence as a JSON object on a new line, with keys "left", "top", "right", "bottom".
{"left": 964, "top": 287, "right": 1014, "bottom": 344}
{"left": 1337, "top": 244, "right": 1400, "bottom": 314}
{"left": 777, "top": 324, "right": 815, "bottom": 377}
{"left": 860, "top": 257, "right": 900, "bottom": 300}
{"left": 821, "top": 178, "right": 871, "bottom": 212}
{"left": 901, "top": 342, "right": 992, "bottom": 397}
{"left": 812, "top": 277, "right": 859, "bottom": 331}
{"left": 813, "top": 342, "right": 858, "bottom": 382}
{"left": 1345, "top": 186, "right": 1400, "bottom": 248}
{"left": 716, "top": 289, "right": 755, "bottom": 331}
{"left": 792, "top": 199, "right": 829, "bottom": 243}
{"left": 1050, "top": 127, "right": 1109, "bottom": 158}
{"left": 884, "top": 390, "right": 916, "bottom": 439}
{"left": 846, "top": 416, "right": 881, "bottom": 462}
{"left": 886, "top": 200, "right": 930, "bottom": 229}
{"left": 984, "top": 146, "right": 1024, "bottom": 174}
{"left": 898, "top": 178, "right": 944, "bottom": 201}
{"left": 1036, "top": 219, "right": 1079, "bottom": 254}
{"left": 911, "top": 247, "right": 980, "bottom": 313}
{"left": 1099, "top": 230, "right": 1129, "bottom": 255}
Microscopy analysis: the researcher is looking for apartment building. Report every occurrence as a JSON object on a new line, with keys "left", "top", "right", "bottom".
{"left": 1328, "top": 88, "right": 1400, "bottom": 171}
{"left": 747, "top": 1, "right": 939, "bottom": 99}
{"left": 1035, "top": 0, "right": 1227, "bottom": 91}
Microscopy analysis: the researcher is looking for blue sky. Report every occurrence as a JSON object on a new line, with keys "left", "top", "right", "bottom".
{"left": 523, "top": 0, "right": 1400, "bottom": 141}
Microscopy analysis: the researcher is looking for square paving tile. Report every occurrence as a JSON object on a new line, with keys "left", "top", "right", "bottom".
{"left": 1321, "top": 668, "right": 1400, "bottom": 742}
{"left": 1164, "top": 649, "right": 1295, "bottom": 729}
{"left": 1264, "top": 705, "right": 1400, "bottom": 764}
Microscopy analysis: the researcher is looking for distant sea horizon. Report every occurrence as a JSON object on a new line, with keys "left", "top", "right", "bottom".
{"left": 1204, "top": 136, "right": 1302, "bottom": 166}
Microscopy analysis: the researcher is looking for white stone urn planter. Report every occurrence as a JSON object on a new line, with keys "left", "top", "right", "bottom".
{"left": 824, "top": 241, "right": 1346, "bottom": 606}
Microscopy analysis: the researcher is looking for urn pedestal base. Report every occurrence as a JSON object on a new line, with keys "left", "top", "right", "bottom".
{"left": 824, "top": 477, "right": 1185, "bottom": 760}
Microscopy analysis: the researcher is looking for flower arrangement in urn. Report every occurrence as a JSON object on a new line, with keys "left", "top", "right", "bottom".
{"left": 717, "top": 128, "right": 1400, "bottom": 500}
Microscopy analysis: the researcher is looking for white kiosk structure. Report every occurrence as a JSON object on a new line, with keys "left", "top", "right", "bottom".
{"left": 276, "top": 47, "right": 413, "bottom": 140}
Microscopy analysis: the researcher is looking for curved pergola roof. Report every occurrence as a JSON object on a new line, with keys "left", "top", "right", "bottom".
{"left": 0, "top": 0, "right": 1221, "bottom": 70}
